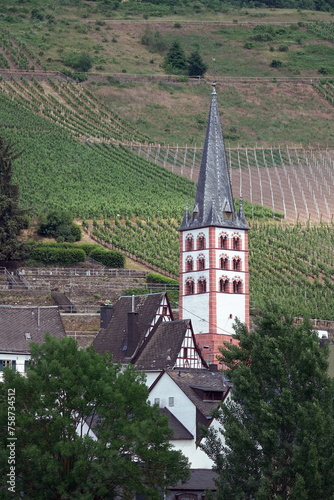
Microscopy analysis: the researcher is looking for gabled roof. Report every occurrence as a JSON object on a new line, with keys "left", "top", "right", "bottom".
{"left": 134, "top": 319, "right": 207, "bottom": 371}
{"left": 0, "top": 306, "right": 66, "bottom": 354}
{"left": 164, "top": 369, "right": 229, "bottom": 419}
{"left": 168, "top": 468, "right": 217, "bottom": 493}
{"left": 161, "top": 407, "right": 194, "bottom": 440}
{"left": 179, "top": 83, "right": 248, "bottom": 231}
{"left": 93, "top": 292, "right": 172, "bottom": 363}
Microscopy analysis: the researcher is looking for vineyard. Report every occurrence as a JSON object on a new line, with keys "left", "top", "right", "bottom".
{"left": 0, "top": 60, "right": 334, "bottom": 320}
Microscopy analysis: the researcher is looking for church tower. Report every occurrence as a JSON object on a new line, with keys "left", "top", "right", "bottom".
{"left": 178, "top": 83, "right": 250, "bottom": 364}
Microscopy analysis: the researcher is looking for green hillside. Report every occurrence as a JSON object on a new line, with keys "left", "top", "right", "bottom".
{"left": 1, "top": 1, "right": 334, "bottom": 322}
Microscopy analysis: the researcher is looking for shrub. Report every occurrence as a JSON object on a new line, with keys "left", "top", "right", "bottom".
{"left": 27, "top": 245, "right": 86, "bottom": 265}
{"left": 270, "top": 59, "right": 283, "bottom": 68}
{"left": 90, "top": 249, "right": 125, "bottom": 268}
{"left": 147, "top": 272, "right": 178, "bottom": 286}
{"left": 278, "top": 45, "right": 289, "bottom": 52}
{"left": 63, "top": 52, "right": 92, "bottom": 72}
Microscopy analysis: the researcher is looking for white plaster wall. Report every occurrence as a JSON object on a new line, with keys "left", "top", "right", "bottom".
{"left": 217, "top": 293, "right": 246, "bottom": 335}
{"left": 149, "top": 374, "right": 197, "bottom": 434}
{"left": 144, "top": 371, "right": 161, "bottom": 388}
{"left": 182, "top": 293, "right": 210, "bottom": 334}
{"left": 170, "top": 438, "right": 214, "bottom": 469}
{"left": 0, "top": 353, "right": 30, "bottom": 381}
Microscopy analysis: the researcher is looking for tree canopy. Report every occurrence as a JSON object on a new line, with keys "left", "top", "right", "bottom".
{"left": 201, "top": 306, "right": 334, "bottom": 500}
{"left": 0, "top": 336, "right": 189, "bottom": 500}
{"left": 0, "top": 137, "right": 27, "bottom": 262}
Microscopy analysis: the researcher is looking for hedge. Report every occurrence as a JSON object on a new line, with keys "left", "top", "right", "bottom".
{"left": 146, "top": 272, "right": 179, "bottom": 286}
{"left": 90, "top": 249, "right": 125, "bottom": 268}
{"left": 28, "top": 246, "right": 86, "bottom": 265}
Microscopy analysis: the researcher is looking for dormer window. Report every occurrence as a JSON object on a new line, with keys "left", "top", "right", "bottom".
{"left": 223, "top": 199, "right": 233, "bottom": 221}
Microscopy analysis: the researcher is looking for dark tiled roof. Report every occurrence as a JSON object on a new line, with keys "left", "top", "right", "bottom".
{"left": 179, "top": 84, "right": 248, "bottom": 231}
{"left": 161, "top": 407, "right": 194, "bottom": 440}
{"left": 134, "top": 319, "right": 192, "bottom": 370}
{"left": 168, "top": 468, "right": 217, "bottom": 492}
{"left": 0, "top": 306, "right": 66, "bottom": 353}
{"left": 93, "top": 293, "right": 168, "bottom": 363}
{"left": 166, "top": 369, "right": 229, "bottom": 419}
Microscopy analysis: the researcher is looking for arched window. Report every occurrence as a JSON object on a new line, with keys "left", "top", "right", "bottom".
{"left": 197, "top": 233, "right": 206, "bottom": 250}
{"left": 185, "top": 234, "right": 194, "bottom": 252}
{"left": 232, "top": 232, "right": 241, "bottom": 251}
{"left": 198, "top": 277, "right": 207, "bottom": 294}
{"left": 185, "top": 278, "right": 194, "bottom": 295}
{"left": 197, "top": 254, "right": 205, "bottom": 270}
{"left": 220, "top": 254, "right": 229, "bottom": 270}
{"left": 219, "top": 232, "right": 228, "bottom": 249}
{"left": 233, "top": 278, "right": 243, "bottom": 294}
{"left": 186, "top": 256, "right": 193, "bottom": 272}
{"left": 233, "top": 256, "right": 242, "bottom": 271}
{"left": 219, "top": 276, "right": 229, "bottom": 293}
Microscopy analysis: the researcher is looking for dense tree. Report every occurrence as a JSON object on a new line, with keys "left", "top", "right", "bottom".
{"left": 0, "top": 137, "right": 27, "bottom": 262}
{"left": 187, "top": 49, "right": 208, "bottom": 77}
{"left": 38, "top": 209, "right": 81, "bottom": 242}
{"left": 201, "top": 306, "right": 334, "bottom": 500}
{"left": 163, "top": 40, "right": 187, "bottom": 73}
{"left": 0, "top": 336, "right": 189, "bottom": 500}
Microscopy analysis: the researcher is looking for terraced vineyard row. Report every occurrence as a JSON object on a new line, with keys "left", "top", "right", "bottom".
{"left": 0, "top": 90, "right": 193, "bottom": 218}
{"left": 0, "top": 78, "right": 148, "bottom": 143}
{"left": 91, "top": 218, "right": 334, "bottom": 321}
{"left": 132, "top": 143, "right": 334, "bottom": 223}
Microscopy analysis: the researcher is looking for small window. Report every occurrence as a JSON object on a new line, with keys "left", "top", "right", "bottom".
{"left": 233, "top": 257, "right": 241, "bottom": 271}
{"left": 154, "top": 398, "right": 160, "bottom": 406}
{"left": 186, "top": 257, "right": 193, "bottom": 272}
{"left": 0, "top": 360, "right": 16, "bottom": 371}
{"left": 185, "top": 235, "right": 193, "bottom": 252}
{"left": 233, "top": 237, "right": 240, "bottom": 250}
{"left": 220, "top": 257, "right": 228, "bottom": 270}
{"left": 24, "top": 360, "right": 30, "bottom": 373}
{"left": 169, "top": 397, "right": 174, "bottom": 407}
{"left": 162, "top": 306, "right": 168, "bottom": 316}
{"left": 198, "top": 278, "right": 207, "bottom": 294}
{"left": 233, "top": 280, "right": 243, "bottom": 293}
{"left": 220, "top": 278, "right": 229, "bottom": 293}
{"left": 186, "top": 280, "right": 194, "bottom": 295}
{"left": 220, "top": 235, "right": 228, "bottom": 249}
{"left": 198, "top": 256, "right": 205, "bottom": 270}
{"left": 197, "top": 234, "right": 205, "bottom": 250}
{"left": 183, "top": 347, "right": 188, "bottom": 359}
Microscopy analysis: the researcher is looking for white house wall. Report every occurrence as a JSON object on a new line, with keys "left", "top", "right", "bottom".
{"left": 0, "top": 353, "right": 30, "bottom": 381}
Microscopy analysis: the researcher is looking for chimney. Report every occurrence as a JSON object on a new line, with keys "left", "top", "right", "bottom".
{"left": 100, "top": 305, "right": 113, "bottom": 329}
{"left": 209, "top": 363, "right": 218, "bottom": 372}
{"left": 127, "top": 312, "right": 139, "bottom": 357}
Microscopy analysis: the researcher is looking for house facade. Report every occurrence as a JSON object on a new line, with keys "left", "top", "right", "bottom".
{"left": 0, "top": 305, "right": 66, "bottom": 380}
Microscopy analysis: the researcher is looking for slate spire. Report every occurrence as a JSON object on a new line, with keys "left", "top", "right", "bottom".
{"left": 179, "top": 83, "right": 248, "bottom": 230}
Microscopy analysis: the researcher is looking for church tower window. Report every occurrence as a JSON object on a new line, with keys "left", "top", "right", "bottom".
{"left": 186, "top": 256, "right": 193, "bottom": 272}
{"left": 198, "top": 277, "right": 207, "bottom": 294}
{"left": 197, "top": 254, "right": 205, "bottom": 270}
{"left": 220, "top": 254, "right": 229, "bottom": 270}
{"left": 197, "top": 233, "right": 206, "bottom": 250}
{"left": 185, "top": 278, "right": 195, "bottom": 295}
{"left": 233, "top": 278, "right": 243, "bottom": 294}
{"left": 185, "top": 234, "right": 194, "bottom": 251}
{"left": 219, "top": 277, "right": 229, "bottom": 293}
{"left": 233, "top": 256, "right": 242, "bottom": 271}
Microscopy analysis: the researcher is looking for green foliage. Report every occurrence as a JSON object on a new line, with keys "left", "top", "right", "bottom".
{"left": 62, "top": 51, "right": 93, "bottom": 72}
{"left": 147, "top": 272, "right": 178, "bottom": 286}
{"left": 27, "top": 244, "right": 86, "bottom": 265}
{"left": 90, "top": 248, "right": 125, "bottom": 267}
{"left": 0, "top": 335, "right": 190, "bottom": 499}
{"left": 163, "top": 40, "right": 188, "bottom": 74}
{"left": 201, "top": 306, "right": 334, "bottom": 500}
{"left": 187, "top": 49, "right": 208, "bottom": 77}
{"left": 270, "top": 59, "right": 283, "bottom": 68}
{"left": 0, "top": 137, "right": 27, "bottom": 262}
{"left": 38, "top": 211, "right": 81, "bottom": 242}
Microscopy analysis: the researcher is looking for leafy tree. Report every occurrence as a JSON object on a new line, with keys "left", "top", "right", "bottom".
{"left": 38, "top": 210, "right": 81, "bottom": 242}
{"left": 0, "top": 137, "right": 27, "bottom": 262}
{"left": 201, "top": 306, "right": 334, "bottom": 500}
{"left": 187, "top": 49, "right": 208, "bottom": 77}
{"left": 163, "top": 40, "right": 187, "bottom": 73}
{"left": 0, "top": 336, "right": 189, "bottom": 500}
